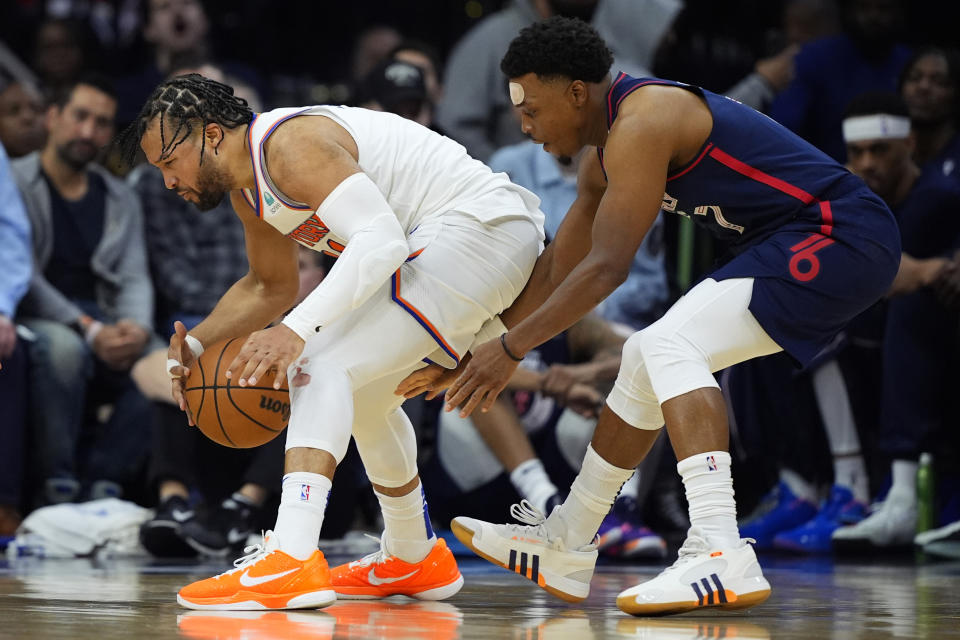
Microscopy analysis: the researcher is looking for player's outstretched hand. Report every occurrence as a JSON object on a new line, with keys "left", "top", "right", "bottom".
{"left": 168, "top": 320, "right": 197, "bottom": 426}
{"left": 444, "top": 338, "right": 520, "bottom": 417}
{"left": 227, "top": 324, "right": 304, "bottom": 390}
{"left": 395, "top": 353, "right": 472, "bottom": 400}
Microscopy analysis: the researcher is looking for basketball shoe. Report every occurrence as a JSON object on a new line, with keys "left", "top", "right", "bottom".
{"left": 331, "top": 536, "right": 463, "bottom": 600}
{"left": 177, "top": 531, "right": 336, "bottom": 610}
{"left": 832, "top": 489, "right": 917, "bottom": 551}
{"left": 916, "top": 519, "right": 960, "bottom": 559}
{"left": 616, "top": 527, "right": 770, "bottom": 616}
{"left": 596, "top": 496, "right": 667, "bottom": 559}
{"left": 739, "top": 481, "right": 817, "bottom": 549}
{"left": 140, "top": 495, "right": 198, "bottom": 558}
{"left": 451, "top": 500, "right": 598, "bottom": 602}
{"left": 773, "top": 485, "right": 866, "bottom": 553}
{"left": 181, "top": 494, "right": 257, "bottom": 558}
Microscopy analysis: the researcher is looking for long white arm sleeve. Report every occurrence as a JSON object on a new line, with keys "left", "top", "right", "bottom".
{"left": 282, "top": 172, "right": 410, "bottom": 340}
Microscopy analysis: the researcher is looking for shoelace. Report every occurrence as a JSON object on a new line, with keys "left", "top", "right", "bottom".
{"left": 662, "top": 533, "right": 711, "bottom": 575}
{"left": 503, "top": 500, "right": 552, "bottom": 538}
{"left": 220, "top": 531, "right": 271, "bottom": 577}
{"left": 348, "top": 534, "right": 392, "bottom": 569}
{"left": 661, "top": 532, "right": 755, "bottom": 574}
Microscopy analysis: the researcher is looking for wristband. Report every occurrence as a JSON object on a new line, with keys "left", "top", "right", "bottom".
{"left": 184, "top": 334, "right": 204, "bottom": 358}
{"left": 500, "top": 333, "right": 524, "bottom": 362}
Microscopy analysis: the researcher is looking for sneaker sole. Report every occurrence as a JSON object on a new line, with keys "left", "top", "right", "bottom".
{"left": 177, "top": 589, "right": 337, "bottom": 611}
{"left": 450, "top": 519, "right": 588, "bottom": 603}
{"left": 616, "top": 586, "right": 771, "bottom": 616}
{"left": 334, "top": 574, "right": 465, "bottom": 601}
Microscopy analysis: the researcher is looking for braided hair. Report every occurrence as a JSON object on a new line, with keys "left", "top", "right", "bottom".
{"left": 117, "top": 73, "right": 253, "bottom": 167}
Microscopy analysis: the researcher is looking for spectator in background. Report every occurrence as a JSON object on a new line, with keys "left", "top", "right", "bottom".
{"left": 350, "top": 25, "right": 403, "bottom": 85}
{"left": 32, "top": 18, "right": 91, "bottom": 91}
{"left": 390, "top": 39, "right": 445, "bottom": 108}
{"left": 831, "top": 92, "right": 960, "bottom": 551}
{"left": 721, "top": 0, "right": 840, "bottom": 113}
{"left": 0, "top": 73, "right": 46, "bottom": 158}
{"left": 900, "top": 47, "right": 960, "bottom": 180}
{"left": 437, "top": 0, "right": 682, "bottom": 161}
{"left": 12, "top": 74, "right": 156, "bottom": 505}
{"left": 115, "top": 0, "right": 210, "bottom": 127}
{"left": 769, "top": 0, "right": 912, "bottom": 161}
{"left": 356, "top": 59, "right": 433, "bottom": 128}
{"left": 0, "top": 142, "right": 32, "bottom": 537}
{"left": 488, "top": 143, "right": 668, "bottom": 332}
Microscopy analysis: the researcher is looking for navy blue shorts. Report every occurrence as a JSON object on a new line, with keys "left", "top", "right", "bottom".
{"left": 711, "top": 188, "right": 901, "bottom": 366}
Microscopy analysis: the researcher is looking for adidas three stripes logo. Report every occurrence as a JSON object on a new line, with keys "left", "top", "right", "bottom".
{"left": 691, "top": 573, "right": 727, "bottom": 606}
{"left": 508, "top": 549, "right": 540, "bottom": 583}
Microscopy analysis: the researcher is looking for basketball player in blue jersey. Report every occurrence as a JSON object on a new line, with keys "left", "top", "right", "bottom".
{"left": 398, "top": 17, "right": 901, "bottom": 615}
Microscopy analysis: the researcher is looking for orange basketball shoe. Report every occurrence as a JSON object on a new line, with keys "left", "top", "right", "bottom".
{"left": 177, "top": 531, "right": 337, "bottom": 610}
{"left": 331, "top": 537, "right": 463, "bottom": 600}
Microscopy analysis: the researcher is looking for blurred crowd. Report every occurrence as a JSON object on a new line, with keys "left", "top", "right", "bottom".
{"left": 0, "top": 0, "right": 958, "bottom": 562}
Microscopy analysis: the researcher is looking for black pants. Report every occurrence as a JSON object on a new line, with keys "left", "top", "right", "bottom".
{"left": 148, "top": 401, "right": 371, "bottom": 538}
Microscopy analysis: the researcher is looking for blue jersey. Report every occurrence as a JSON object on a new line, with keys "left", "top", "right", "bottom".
{"left": 599, "top": 73, "right": 868, "bottom": 249}
{"left": 599, "top": 73, "right": 901, "bottom": 366}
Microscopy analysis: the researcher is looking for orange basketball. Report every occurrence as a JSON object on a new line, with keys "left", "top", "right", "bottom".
{"left": 184, "top": 336, "right": 290, "bottom": 448}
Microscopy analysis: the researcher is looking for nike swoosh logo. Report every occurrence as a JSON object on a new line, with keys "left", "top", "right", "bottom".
{"left": 367, "top": 567, "right": 419, "bottom": 586}
{"left": 171, "top": 509, "right": 194, "bottom": 522}
{"left": 239, "top": 567, "right": 299, "bottom": 587}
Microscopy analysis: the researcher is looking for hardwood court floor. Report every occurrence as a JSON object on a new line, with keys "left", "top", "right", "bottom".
{"left": 1, "top": 552, "right": 958, "bottom": 639}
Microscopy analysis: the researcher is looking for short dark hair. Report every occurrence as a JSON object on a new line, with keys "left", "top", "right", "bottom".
{"left": 50, "top": 72, "right": 116, "bottom": 108}
{"left": 115, "top": 73, "right": 253, "bottom": 168}
{"left": 843, "top": 91, "right": 910, "bottom": 119}
{"left": 899, "top": 46, "right": 960, "bottom": 97}
{"left": 500, "top": 16, "right": 613, "bottom": 83}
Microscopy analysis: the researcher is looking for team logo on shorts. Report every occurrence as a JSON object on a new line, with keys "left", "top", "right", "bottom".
{"left": 706, "top": 455, "right": 718, "bottom": 471}
{"left": 300, "top": 484, "right": 310, "bottom": 501}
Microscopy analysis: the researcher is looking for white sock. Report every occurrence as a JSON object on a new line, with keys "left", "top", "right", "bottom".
{"left": 811, "top": 361, "right": 869, "bottom": 503}
{"left": 834, "top": 454, "right": 870, "bottom": 503}
{"left": 553, "top": 445, "right": 634, "bottom": 548}
{"left": 890, "top": 459, "right": 918, "bottom": 500}
{"left": 273, "top": 471, "right": 331, "bottom": 560}
{"left": 779, "top": 468, "right": 817, "bottom": 504}
{"left": 510, "top": 458, "right": 559, "bottom": 514}
{"left": 377, "top": 480, "right": 436, "bottom": 563}
{"left": 678, "top": 451, "right": 740, "bottom": 548}
{"left": 619, "top": 469, "right": 641, "bottom": 499}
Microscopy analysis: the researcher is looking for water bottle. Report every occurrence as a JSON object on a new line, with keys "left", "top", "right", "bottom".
{"left": 916, "top": 452, "right": 935, "bottom": 533}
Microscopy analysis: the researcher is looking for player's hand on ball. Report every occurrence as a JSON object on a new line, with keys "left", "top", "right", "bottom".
{"left": 227, "top": 324, "right": 304, "bottom": 390}
{"left": 444, "top": 338, "right": 519, "bottom": 417}
{"left": 168, "top": 320, "right": 198, "bottom": 426}
{"left": 395, "top": 353, "right": 472, "bottom": 400}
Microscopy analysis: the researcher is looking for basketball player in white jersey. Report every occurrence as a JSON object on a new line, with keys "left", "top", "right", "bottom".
{"left": 120, "top": 74, "right": 544, "bottom": 610}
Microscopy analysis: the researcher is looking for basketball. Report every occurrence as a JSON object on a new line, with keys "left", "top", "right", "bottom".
{"left": 183, "top": 336, "right": 291, "bottom": 448}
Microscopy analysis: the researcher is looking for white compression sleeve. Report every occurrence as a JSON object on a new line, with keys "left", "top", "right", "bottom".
{"left": 282, "top": 173, "right": 410, "bottom": 340}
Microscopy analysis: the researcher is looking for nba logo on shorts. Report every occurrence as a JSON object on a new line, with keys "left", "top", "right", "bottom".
{"left": 300, "top": 484, "right": 310, "bottom": 501}
{"left": 706, "top": 455, "right": 717, "bottom": 471}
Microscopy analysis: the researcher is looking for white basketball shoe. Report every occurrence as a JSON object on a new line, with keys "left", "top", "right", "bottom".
{"left": 616, "top": 527, "right": 771, "bottom": 616}
{"left": 451, "top": 501, "right": 598, "bottom": 602}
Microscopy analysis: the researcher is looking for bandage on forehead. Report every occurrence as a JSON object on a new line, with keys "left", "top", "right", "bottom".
{"left": 842, "top": 114, "right": 911, "bottom": 142}
{"left": 509, "top": 82, "right": 525, "bottom": 106}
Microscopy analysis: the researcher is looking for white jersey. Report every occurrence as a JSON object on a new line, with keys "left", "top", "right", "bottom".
{"left": 240, "top": 105, "right": 545, "bottom": 255}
